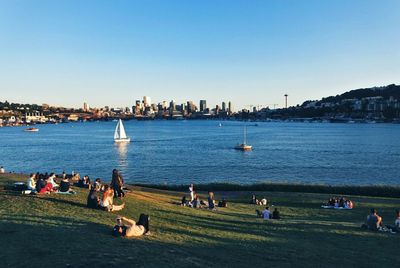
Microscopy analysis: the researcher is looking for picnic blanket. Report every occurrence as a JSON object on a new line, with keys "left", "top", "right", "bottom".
{"left": 321, "top": 205, "right": 352, "bottom": 210}
{"left": 55, "top": 190, "right": 77, "bottom": 195}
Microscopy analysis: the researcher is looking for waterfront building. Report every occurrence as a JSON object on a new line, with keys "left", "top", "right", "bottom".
{"left": 228, "top": 101, "right": 233, "bottom": 114}
{"left": 187, "top": 101, "right": 197, "bottom": 114}
{"left": 162, "top": 101, "right": 168, "bottom": 110}
{"left": 222, "top": 102, "right": 226, "bottom": 112}
{"left": 83, "top": 102, "right": 89, "bottom": 112}
{"left": 200, "top": 100, "right": 207, "bottom": 112}
{"left": 24, "top": 111, "right": 47, "bottom": 123}
{"left": 143, "top": 96, "right": 151, "bottom": 107}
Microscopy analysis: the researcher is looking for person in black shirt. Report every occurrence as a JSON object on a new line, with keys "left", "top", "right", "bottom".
{"left": 59, "top": 178, "right": 71, "bottom": 192}
{"left": 87, "top": 189, "right": 100, "bottom": 209}
{"left": 272, "top": 208, "right": 281, "bottom": 220}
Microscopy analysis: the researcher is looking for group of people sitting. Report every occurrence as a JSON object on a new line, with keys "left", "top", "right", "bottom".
{"left": 21, "top": 172, "right": 76, "bottom": 194}
{"left": 181, "top": 191, "right": 227, "bottom": 209}
{"left": 250, "top": 194, "right": 268, "bottom": 206}
{"left": 87, "top": 185, "right": 125, "bottom": 212}
{"left": 256, "top": 206, "right": 281, "bottom": 220}
{"left": 181, "top": 185, "right": 227, "bottom": 210}
{"left": 322, "top": 197, "right": 354, "bottom": 209}
{"left": 362, "top": 208, "right": 400, "bottom": 233}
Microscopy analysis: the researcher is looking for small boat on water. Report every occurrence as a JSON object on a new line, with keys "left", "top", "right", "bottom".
{"left": 24, "top": 127, "right": 39, "bottom": 132}
{"left": 114, "top": 119, "right": 130, "bottom": 143}
{"left": 235, "top": 125, "right": 252, "bottom": 151}
{"left": 219, "top": 123, "right": 223, "bottom": 127}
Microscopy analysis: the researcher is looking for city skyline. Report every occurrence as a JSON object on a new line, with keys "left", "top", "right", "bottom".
{"left": 1, "top": 1, "right": 399, "bottom": 108}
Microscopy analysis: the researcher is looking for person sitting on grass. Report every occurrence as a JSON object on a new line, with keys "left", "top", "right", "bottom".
{"left": 59, "top": 177, "right": 71, "bottom": 193}
{"left": 262, "top": 206, "right": 271, "bottom": 220}
{"left": 260, "top": 198, "right": 267, "bottom": 206}
{"left": 78, "top": 175, "right": 91, "bottom": 188}
{"left": 87, "top": 188, "right": 100, "bottom": 209}
{"left": 22, "top": 173, "right": 37, "bottom": 194}
{"left": 363, "top": 209, "right": 383, "bottom": 231}
{"left": 385, "top": 209, "right": 400, "bottom": 233}
{"left": 35, "top": 174, "right": 45, "bottom": 193}
{"left": 208, "top": 191, "right": 216, "bottom": 210}
{"left": 181, "top": 196, "right": 187, "bottom": 206}
{"left": 100, "top": 185, "right": 125, "bottom": 212}
{"left": 218, "top": 199, "right": 227, "bottom": 208}
{"left": 272, "top": 208, "right": 281, "bottom": 219}
{"left": 35, "top": 174, "right": 53, "bottom": 194}
{"left": 113, "top": 214, "right": 150, "bottom": 237}
{"left": 94, "top": 178, "right": 102, "bottom": 192}
{"left": 395, "top": 210, "right": 400, "bottom": 231}
{"left": 47, "top": 173, "right": 59, "bottom": 188}
{"left": 192, "top": 195, "right": 202, "bottom": 209}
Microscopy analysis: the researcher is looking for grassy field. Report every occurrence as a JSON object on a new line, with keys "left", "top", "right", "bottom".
{"left": 0, "top": 174, "right": 399, "bottom": 268}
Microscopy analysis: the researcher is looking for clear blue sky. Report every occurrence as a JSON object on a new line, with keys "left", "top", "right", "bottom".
{"left": 0, "top": 0, "right": 399, "bottom": 110}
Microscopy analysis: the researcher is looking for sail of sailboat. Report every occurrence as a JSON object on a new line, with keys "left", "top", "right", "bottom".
{"left": 114, "top": 119, "right": 130, "bottom": 143}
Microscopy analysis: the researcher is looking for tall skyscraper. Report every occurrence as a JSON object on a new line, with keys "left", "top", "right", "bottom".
{"left": 228, "top": 101, "right": 233, "bottom": 114}
{"left": 143, "top": 96, "right": 151, "bottom": 107}
{"left": 200, "top": 100, "right": 207, "bottom": 112}
{"left": 222, "top": 102, "right": 226, "bottom": 112}
{"left": 83, "top": 102, "right": 89, "bottom": 112}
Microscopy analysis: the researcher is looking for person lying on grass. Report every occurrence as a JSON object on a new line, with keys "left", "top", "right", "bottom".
{"left": 100, "top": 185, "right": 125, "bottom": 212}
{"left": 113, "top": 214, "right": 150, "bottom": 237}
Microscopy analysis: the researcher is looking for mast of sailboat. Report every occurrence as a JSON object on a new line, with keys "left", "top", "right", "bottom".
{"left": 244, "top": 125, "right": 247, "bottom": 145}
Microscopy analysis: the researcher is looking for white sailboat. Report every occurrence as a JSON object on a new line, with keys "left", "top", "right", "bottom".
{"left": 114, "top": 119, "right": 131, "bottom": 143}
{"left": 234, "top": 125, "right": 252, "bottom": 151}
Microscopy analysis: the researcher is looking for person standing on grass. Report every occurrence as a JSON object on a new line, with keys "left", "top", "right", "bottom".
{"left": 111, "top": 169, "right": 125, "bottom": 198}
{"left": 262, "top": 206, "right": 271, "bottom": 220}
{"left": 0, "top": 166, "right": 4, "bottom": 173}
{"left": 189, "top": 184, "right": 194, "bottom": 202}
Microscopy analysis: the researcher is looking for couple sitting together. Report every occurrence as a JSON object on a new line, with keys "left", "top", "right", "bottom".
{"left": 256, "top": 206, "right": 281, "bottom": 220}
{"left": 87, "top": 185, "right": 125, "bottom": 211}
{"left": 362, "top": 208, "right": 400, "bottom": 233}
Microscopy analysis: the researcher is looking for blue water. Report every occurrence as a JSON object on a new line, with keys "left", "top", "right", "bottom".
{"left": 1, "top": 120, "right": 400, "bottom": 185}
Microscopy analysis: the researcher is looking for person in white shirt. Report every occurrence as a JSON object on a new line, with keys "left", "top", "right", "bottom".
{"left": 22, "top": 173, "right": 37, "bottom": 194}
{"left": 0, "top": 166, "right": 5, "bottom": 173}
{"left": 189, "top": 184, "right": 194, "bottom": 202}
{"left": 395, "top": 209, "right": 400, "bottom": 230}
{"left": 260, "top": 198, "right": 267, "bottom": 206}
{"left": 262, "top": 207, "right": 271, "bottom": 220}
{"left": 47, "top": 173, "right": 59, "bottom": 188}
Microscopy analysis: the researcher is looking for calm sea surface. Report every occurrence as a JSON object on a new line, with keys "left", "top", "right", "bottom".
{"left": 1, "top": 120, "right": 400, "bottom": 186}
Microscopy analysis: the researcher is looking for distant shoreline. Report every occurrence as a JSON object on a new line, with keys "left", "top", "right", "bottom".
{"left": 2, "top": 117, "right": 400, "bottom": 129}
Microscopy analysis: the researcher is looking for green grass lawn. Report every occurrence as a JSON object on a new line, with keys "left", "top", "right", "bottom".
{"left": 0, "top": 174, "right": 399, "bottom": 268}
